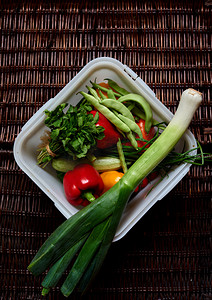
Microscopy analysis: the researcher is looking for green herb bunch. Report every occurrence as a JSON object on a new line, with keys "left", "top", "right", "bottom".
{"left": 37, "top": 101, "right": 105, "bottom": 167}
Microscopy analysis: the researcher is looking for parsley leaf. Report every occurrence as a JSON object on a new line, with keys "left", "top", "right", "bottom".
{"left": 38, "top": 101, "right": 105, "bottom": 165}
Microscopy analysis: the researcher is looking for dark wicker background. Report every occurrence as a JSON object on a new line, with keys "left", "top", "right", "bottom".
{"left": 0, "top": 1, "right": 211, "bottom": 299}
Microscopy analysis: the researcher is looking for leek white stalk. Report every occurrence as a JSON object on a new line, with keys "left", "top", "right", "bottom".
{"left": 74, "top": 88, "right": 203, "bottom": 295}
{"left": 124, "top": 89, "right": 202, "bottom": 189}
{"left": 28, "top": 89, "right": 202, "bottom": 297}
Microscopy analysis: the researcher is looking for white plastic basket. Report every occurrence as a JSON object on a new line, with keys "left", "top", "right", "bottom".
{"left": 13, "top": 57, "right": 197, "bottom": 241}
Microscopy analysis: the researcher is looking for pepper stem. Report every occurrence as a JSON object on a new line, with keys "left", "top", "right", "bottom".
{"left": 82, "top": 191, "right": 96, "bottom": 202}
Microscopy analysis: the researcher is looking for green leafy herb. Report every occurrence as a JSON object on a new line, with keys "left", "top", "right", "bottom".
{"left": 37, "top": 102, "right": 105, "bottom": 167}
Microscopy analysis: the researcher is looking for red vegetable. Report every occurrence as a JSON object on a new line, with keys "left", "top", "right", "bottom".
{"left": 63, "top": 164, "right": 104, "bottom": 207}
{"left": 134, "top": 172, "right": 158, "bottom": 193}
{"left": 134, "top": 177, "right": 149, "bottom": 193}
{"left": 90, "top": 110, "right": 121, "bottom": 149}
{"left": 124, "top": 118, "right": 155, "bottom": 148}
{"left": 139, "top": 177, "right": 149, "bottom": 189}
{"left": 147, "top": 171, "right": 158, "bottom": 181}
{"left": 137, "top": 119, "right": 155, "bottom": 147}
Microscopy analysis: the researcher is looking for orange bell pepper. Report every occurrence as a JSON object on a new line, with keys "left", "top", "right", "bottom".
{"left": 100, "top": 170, "right": 124, "bottom": 194}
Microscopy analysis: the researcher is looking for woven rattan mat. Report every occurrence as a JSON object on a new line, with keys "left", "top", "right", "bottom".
{"left": 0, "top": 1, "right": 211, "bottom": 299}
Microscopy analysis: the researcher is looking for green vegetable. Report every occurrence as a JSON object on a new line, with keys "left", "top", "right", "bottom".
{"left": 92, "top": 156, "right": 121, "bottom": 172}
{"left": 126, "top": 131, "right": 138, "bottom": 150}
{"left": 78, "top": 88, "right": 204, "bottom": 294}
{"left": 80, "top": 92, "right": 131, "bottom": 133}
{"left": 60, "top": 219, "right": 110, "bottom": 297}
{"left": 132, "top": 106, "right": 167, "bottom": 130}
{"left": 41, "top": 235, "right": 88, "bottom": 296}
{"left": 52, "top": 156, "right": 122, "bottom": 173}
{"left": 101, "top": 99, "right": 135, "bottom": 121}
{"left": 86, "top": 85, "right": 101, "bottom": 101}
{"left": 98, "top": 89, "right": 107, "bottom": 100}
{"left": 106, "top": 88, "right": 116, "bottom": 100}
{"left": 37, "top": 102, "right": 105, "bottom": 166}
{"left": 81, "top": 91, "right": 150, "bottom": 148}
{"left": 118, "top": 93, "right": 153, "bottom": 133}
{"left": 117, "top": 114, "right": 142, "bottom": 138}
{"left": 90, "top": 81, "right": 121, "bottom": 97}
{"left": 105, "top": 78, "right": 130, "bottom": 96}
{"left": 51, "top": 157, "right": 82, "bottom": 172}
{"left": 117, "top": 139, "right": 128, "bottom": 173}
{"left": 28, "top": 88, "right": 203, "bottom": 297}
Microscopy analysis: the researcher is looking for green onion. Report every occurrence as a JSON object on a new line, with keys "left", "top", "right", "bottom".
{"left": 28, "top": 88, "right": 203, "bottom": 297}
{"left": 41, "top": 235, "right": 88, "bottom": 296}
{"left": 60, "top": 219, "right": 110, "bottom": 297}
{"left": 101, "top": 141, "right": 211, "bottom": 169}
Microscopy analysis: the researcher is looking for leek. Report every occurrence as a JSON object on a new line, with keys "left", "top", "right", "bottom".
{"left": 28, "top": 89, "right": 202, "bottom": 297}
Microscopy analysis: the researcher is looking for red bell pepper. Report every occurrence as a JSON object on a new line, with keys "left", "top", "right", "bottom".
{"left": 90, "top": 110, "right": 121, "bottom": 149}
{"left": 134, "top": 177, "right": 149, "bottom": 193}
{"left": 147, "top": 171, "right": 158, "bottom": 181}
{"left": 63, "top": 164, "right": 104, "bottom": 207}
{"left": 124, "top": 118, "right": 155, "bottom": 148}
{"left": 134, "top": 172, "right": 159, "bottom": 193}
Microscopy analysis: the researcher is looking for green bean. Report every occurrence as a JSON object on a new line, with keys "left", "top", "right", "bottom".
{"left": 117, "top": 114, "right": 142, "bottom": 138}
{"left": 101, "top": 99, "right": 135, "bottom": 121}
{"left": 111, "top": 109, "right": 119, "bottom": 117}
{"left": 98, "top": 90, "right": 107, "bottom": 100}
{"left": 131, "top": 106, "right": 146, "bottom": 120}
{"left": 105, "top": 78, "right": 130, "bottom": 96}
{"left": 86, "top": 85, "right": 101, "bottom": 101}
{"left": 132, "top": 107, "right": 167, "bottom": 130}
{"left": 126, "top": 131, "right": 138, "bottom": 150}
{"left": 118, "top": 93, "right": 153, "bottom": 133}
{"left": 80, "top": 92, "right": 131, "bottom": 133}
{"left": 90, "top": 81, "right": 121, "bottom": 97}
{"left": 126, "top": 102, "right": 136, "bottom": 111}
{"left": 107, "top": 89, "right": 116, "bottom": 100}
{"left": 117, "top": 139, "right": 128, "bottom": 173}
